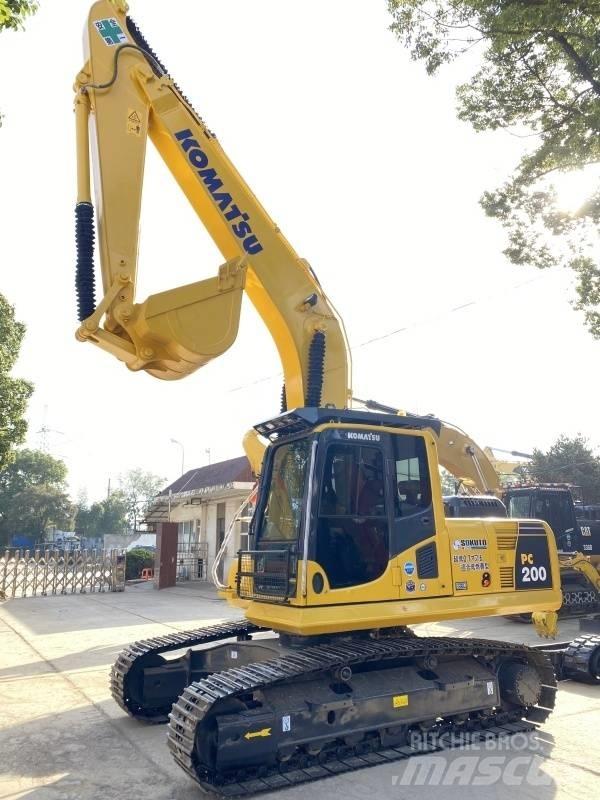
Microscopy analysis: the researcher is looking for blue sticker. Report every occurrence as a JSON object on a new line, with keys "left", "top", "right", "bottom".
{"left": 406, "top": 580, "right": 416, "bottom": 593}
{"left": 404, "top": 562, "right": 415, "bottom": 575}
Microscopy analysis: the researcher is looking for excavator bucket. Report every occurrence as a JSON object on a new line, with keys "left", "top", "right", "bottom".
{"left": 79, "top": 260, "right": 247, "bottom": 380}
{"left": 129, "top": 261, "right": 246, "bottom": 379}
{"left": 132, "top": 266, "right": 245, "bottom": 379}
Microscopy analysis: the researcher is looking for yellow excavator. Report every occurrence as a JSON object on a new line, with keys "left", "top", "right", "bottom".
{"left": 73, "top": 2, "right": 600, "bottom": 794}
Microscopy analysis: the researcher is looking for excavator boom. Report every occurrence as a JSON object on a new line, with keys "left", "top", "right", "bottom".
{"left": 75, "top": 1, "right": 350, "bottom": 415}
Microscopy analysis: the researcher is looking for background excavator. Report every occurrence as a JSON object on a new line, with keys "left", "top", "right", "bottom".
{"left": 73, "top": 2, "right": 600, "bottom": 794}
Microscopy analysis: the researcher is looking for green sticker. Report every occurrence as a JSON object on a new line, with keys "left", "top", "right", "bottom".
{"left": 94, "top": 18, "right": 128, "bottom": 47}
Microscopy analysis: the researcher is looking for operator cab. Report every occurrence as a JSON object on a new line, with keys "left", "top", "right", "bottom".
{"left": 503, "top": 486, "right": 579, "bottom": 551}
{"left": 237, "top": 408, "right": 441, "bottom": 603}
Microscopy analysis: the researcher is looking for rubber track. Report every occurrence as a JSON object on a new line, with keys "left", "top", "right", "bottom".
{"left": 110, "top": 619, "right": 264, "bottom": 722}
{"left": 564, "top": 634, "right": 600, "bottom": 684}
{"left": 166, "top": 635, "right": 557, "bottom": 795}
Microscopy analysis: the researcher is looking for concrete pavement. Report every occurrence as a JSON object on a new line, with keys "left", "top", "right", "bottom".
{"left": 1, "top": 582, "right": 599, "bottom": 800}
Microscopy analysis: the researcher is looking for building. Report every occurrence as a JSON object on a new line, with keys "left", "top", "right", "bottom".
{"left": 145, "top": 457, "right": 255, "bottom": 585}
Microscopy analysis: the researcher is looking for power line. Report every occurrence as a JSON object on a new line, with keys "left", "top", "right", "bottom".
{"left": 227, "top": 272, "right": 554, "bottom": 395}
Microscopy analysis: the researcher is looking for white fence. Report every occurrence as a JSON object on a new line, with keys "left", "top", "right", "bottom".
{"left": 0, "top": 549, "right": 126, "bottom": 599}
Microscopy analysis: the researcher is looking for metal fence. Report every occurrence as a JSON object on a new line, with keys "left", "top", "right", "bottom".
{"left": 176, "top": 540, "right": 209, "bottom": 582}
{"left": 0, "top": 548, "right": 126, "bottom": 599}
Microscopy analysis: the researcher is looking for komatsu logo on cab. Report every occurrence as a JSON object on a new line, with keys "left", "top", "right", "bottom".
{"left": 344, "top": 431, "right": 381, "bottom": 442}
{"left": 175, "top": 129, "right": 263, "bottom": 256}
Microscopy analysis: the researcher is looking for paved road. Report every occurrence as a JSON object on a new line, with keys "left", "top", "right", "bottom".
{"left": 1, "top": 582, "right": 598, "bottom": 800}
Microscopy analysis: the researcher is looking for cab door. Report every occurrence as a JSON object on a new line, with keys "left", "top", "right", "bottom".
{"left": 389, "top": 432, "right": 453, "bottom": 600}
{"left": 313, "top": 438, "right": 392, "bottom": 594}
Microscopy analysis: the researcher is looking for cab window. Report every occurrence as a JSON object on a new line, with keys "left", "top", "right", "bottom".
{"left": 508, "top": 494, "right": 531, "bottom": 518}
{"left": 393, "top": 436, "right": 431, "bottom": 517}
{"left": 258, "top": 439, "right": 310, "bottom": 543}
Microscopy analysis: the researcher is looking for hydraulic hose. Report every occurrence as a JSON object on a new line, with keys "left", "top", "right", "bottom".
{"left": 305, "top": 331, "right": 326, "bottom": 407}
{"left": 75, "top": 202, "right": 96, "bottom": 322}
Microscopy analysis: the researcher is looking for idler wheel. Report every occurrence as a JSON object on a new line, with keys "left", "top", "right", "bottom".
{"left": 498, "top": 661, "right": 541, "bottom": 706}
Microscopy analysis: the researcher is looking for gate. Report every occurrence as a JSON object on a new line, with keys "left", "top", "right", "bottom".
{"left": 0, "top": 548, "right": 126, "bottom": 599}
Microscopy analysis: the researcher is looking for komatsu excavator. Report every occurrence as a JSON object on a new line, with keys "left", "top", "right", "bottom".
{"left": 73, "top": 2, "right": 600, "bottom": 794}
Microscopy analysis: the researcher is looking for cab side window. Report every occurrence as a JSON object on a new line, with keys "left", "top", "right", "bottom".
{"left": 393, "top": 436, "right": 431, "bottom": 518}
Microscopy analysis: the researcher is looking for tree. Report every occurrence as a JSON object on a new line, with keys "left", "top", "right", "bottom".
{"left": 11, "top": 484, "right": 73, "bottom": 540}
{"left": 0, "top": 1, "right": 39, "bottom": 126}
{"left": 524, "top": 435, "right": 600, "bottom": 503}
{"left": 0, "top": 1, "right": 38, "bottom": 31}
{"left": 388, "top": 1, "right": 600, "bottom": 336}
{"left": 75, "top": 491, "right": 129, "bottom": 539}
{"left": 118, "top": 469, "right": 165, "bottom": 532}
{"left": 0, "top": 296, "right": 33, "bottom": 471}
{"left": 0, "top": 449, "right": 72, "bottom": 544}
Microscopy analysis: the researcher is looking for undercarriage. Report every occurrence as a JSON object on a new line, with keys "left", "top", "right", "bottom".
{"left": 110, "top": 621, "right": 599, "bottom": 796}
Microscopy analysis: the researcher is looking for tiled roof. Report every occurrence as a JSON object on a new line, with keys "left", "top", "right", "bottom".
{"left": 158, "top": 456, "right": 253, "bottom": 496}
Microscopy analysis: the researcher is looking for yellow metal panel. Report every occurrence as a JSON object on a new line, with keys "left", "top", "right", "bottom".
{"left": 243, "top": 587, "right": 562, "bottom": 636}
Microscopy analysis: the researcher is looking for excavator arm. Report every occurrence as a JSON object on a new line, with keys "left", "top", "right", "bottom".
{"left": 74, "top": 0, "right": 351, "bottom": 432}
{"left": 75, "top": 2, "right": 501, "bottom": 495}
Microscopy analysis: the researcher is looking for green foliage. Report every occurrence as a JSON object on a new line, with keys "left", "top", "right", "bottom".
{"left": 118, "top": 468, "right": 165, "bottom": 532}
{"left": 0, "top": 449, "right": 73, "bottom": 544}
{"left": 75, "top": 491, "right": 129, "bottom": 540}
{"left": 10, "top": 484, "right": 73, "bottom": 540}
{"left": 125, "top": 547, "right": 155, "bottom": 580}
{"left": 522, "top": 435, "right": 600, "bottom": 503}
{"left": 0, "top": 1, "right": 38, "bottom": 127}
{"left": 439, "top": 466, "right": 459, "bottom": 495}
{"left": 0, "top": 0, "right": 38, "bottom": 31}
{"left": 0, "top": 295, "right": 33, "bottom": 471}
{"left": 388, "top": 1, "right": 600, "bottom": 336}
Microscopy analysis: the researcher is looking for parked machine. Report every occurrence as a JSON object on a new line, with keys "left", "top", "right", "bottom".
{"left": 72, "top": 2, "right": 599, "bottom": 794}
{"left": 443, "top": 483, "right": 600, "bottom": 621}
{"left": 503, "top": 485, "right": 600, "bottom": 620}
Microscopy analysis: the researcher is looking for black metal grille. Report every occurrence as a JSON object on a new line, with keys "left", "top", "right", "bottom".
{"left": 416, "top": 542, "right": 438, "bottom": 579}
{"left": 236, "top": 547, "right": 297, "bottom": 603}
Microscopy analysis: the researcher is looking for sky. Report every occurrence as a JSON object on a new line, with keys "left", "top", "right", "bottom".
{"left": 0, "top": 0, "right": 598, "bottom": 503}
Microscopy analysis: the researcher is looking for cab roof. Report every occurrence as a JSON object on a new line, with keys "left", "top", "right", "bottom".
{"left": 254, "top": 407, "right": 442, "bottom": 441}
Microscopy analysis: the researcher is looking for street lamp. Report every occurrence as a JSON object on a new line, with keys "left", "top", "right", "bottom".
{"left": 170, "top": 438, "right": 185, "bottom": 475}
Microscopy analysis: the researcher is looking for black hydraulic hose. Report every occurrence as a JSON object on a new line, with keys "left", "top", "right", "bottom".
{"left": 305, "top": 331, "right": 326, "bottom": 407}
{"left": 280, "top": 384, "right": 287, "bottom": 413}
{"left": 125, "top": 17, "right": 168, "bottom": 77}
{"left": 125, "top": 16, "right": 204, "bottom": 123}
{"left": 75, "top": 202, "right": 96, "bottom": 322}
